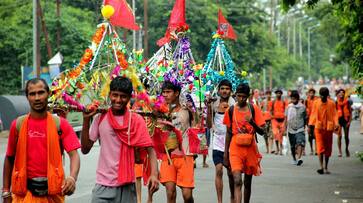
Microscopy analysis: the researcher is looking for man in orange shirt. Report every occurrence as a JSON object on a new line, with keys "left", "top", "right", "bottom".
{"left": 335, "top": 89, "right": 352, "bottom": 157}
{"left": 309, "top": 87, "right": 338, "bottom": 174}
{"left": 271, "top": 89, "right": 286, "bottom": 155}
{"left": 224, "top": 83, "right": 265, "bottom": 203}
{"left": 305, "top": 88, "right": 318, "bottom": 155}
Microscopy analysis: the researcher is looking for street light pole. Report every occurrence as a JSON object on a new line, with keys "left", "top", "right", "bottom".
{"left": 293, "top": 18, "right": 296, "bottom": 58}
{"left": 308, "top": 28, "right": 311, "bottom": 83}
{"left": 299, "top": 21, "right": 302, "bottom": 58}
{"left": 33, "top": 0, "right": 40, "bottom": 78}
{"left": 132, "top": 0, "right": 136, "bottom": 50}
{"left": 287, "top": 20, "right": 290, "bottom": 54}
{"left": 307, "top": 24, "right": 320, "bottom": 83}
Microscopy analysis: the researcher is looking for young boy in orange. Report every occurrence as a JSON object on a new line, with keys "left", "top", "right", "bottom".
{"left": 309, "top": 87, "right": 338, "bottom": 174}
{"left": 159, "top": 81, "right": 195, "bottom": 203}
{"left": 271, "top": 89, "right": 286, "bottom": 155}
{"left": 305, "top": 88, "right": 318, "bottom": 155}
{"left": 224, "top": 83, "right": 265, "bottom": 203}
{"left": 335, "top": 89, "right": 352, "bottom": 157}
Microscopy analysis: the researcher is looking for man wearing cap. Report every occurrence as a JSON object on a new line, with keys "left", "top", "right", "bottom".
{"left": 271, "top": 89, "right": 286, "bottom": 155}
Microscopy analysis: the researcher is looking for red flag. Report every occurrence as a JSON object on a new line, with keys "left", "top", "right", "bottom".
{"left": 218, "top": 9, "right": 237, "bottom": 40}
{"left": 104, "top": 0, "right": 140, "bottom": 30}
{"left": 157, "top": 0, "right": 188, "bottom": 46}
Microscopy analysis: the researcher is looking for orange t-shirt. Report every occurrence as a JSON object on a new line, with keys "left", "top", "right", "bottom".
{"left": 336, "top": 98, "right": 351, "bottom": 121}
{"left": 260, "top": 100, "right": 272, "bottom": 121}
{"left": 271, "top": 100, "right": 286, "bottom": 119}
{"left": 306, "top": 96, "right": 318, "bottom": 116}
{"left": 309, "top": 99, "right": 338, "bottom": 131}
{"left": 223, "top": 104, "right": 265, "bottom": 135}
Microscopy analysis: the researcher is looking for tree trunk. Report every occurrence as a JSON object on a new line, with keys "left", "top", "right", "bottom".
{"left": 56, "top": 0, "right": 61, "bottom": 51}
{"left": 37, "top": 0, "right": 53, "bottom": 59}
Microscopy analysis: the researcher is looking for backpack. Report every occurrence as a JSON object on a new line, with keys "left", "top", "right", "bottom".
{"left": 228, "top": 103, "right": 265, "bottom": 143}
{"left": 16, "top": 114, "right": 64, "bottom": 155}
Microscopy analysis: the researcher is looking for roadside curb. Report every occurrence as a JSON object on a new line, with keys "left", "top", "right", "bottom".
{"left": 0, "top": 131, "right": 9, "bottom": 138}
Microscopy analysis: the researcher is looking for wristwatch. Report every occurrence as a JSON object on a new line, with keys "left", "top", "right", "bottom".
{"left": 1, "top": 191, "right": 11, "bottom": 198}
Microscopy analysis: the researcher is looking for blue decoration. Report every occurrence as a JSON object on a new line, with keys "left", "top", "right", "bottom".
{"left": 202, "top": 34, "right": 248, "bottom": 92}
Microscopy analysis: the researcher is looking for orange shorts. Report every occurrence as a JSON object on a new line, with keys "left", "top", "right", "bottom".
{"left": 159, "top": 156, "right": 194, "bottom": 188}
{"left": 135, "top": 164, "right": 143, "bottom": 178}
{"left": 229, "top": 136, "right": 262, "bottom": 176}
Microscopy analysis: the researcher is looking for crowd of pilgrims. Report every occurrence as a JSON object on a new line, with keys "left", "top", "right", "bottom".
{"left": 2, "top": 77, "right": 353, "bottom": 203}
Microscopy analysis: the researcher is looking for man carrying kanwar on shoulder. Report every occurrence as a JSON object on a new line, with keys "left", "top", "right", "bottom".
{"left": 271, "top": 89, "right": 287, "bottom": 155}
{"left": 335, "top": 88, "right": 352, "bottom": 157}
{"left": 2, "top": 78, "right": 81, "bottom": 203}
{"left": 305, "top": 88, "right": 318, "bottom": 155}
{"left": 285, "top": 90, "right": 307, "bottom": 166}
{"left": 223, "top": 83, "right": 265, "bottom": 203}
{"left": 158, "top": 81, "right": 196, "bottom": 203}
{"left": 206, "top": 79, "right": 235, "bottom": 203}
{"left": 81, "top": 76, "right": 159, "bottom": 203}
{"left": 309, "top": 87, "right": 338, "bottom": 175}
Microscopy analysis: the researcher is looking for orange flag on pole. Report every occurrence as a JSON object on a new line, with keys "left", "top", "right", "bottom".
{"left": 104, "top": 0, "right": 140, "bottom": 30}
{"left": 157, "top": 0, "right": 188, "bottom": 46}
{"left": 218, "top": 9, "right": 237, "bottom": 40}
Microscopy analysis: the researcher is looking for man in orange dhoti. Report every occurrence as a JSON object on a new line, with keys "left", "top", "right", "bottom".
{"left": 271, "top": 89, "right": 286, "bottom": 155}
{"left": 309, "top": 87, "right": 338, "bottom": 174}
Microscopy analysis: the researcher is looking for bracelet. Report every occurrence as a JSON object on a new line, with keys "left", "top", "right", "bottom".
{"left": 1, "top": 191, "right": 11, "bottom": 198}
{"left": 67, "top": 176, "right": 76, "bottom": 183}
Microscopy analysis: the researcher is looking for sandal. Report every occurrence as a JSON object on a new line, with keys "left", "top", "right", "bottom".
{"left": 346, "top": 150, "right": 350, "bottom": 157}
{"left": 317, "top": 169, "right": 324, "bottom": 175}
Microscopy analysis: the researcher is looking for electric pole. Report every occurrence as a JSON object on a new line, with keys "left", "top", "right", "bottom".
{"left": 33, "top": 0, "right": 41, "bottom": 78}
{"left": 269, "top": 0, "right": 275, "bottom": 90}
{"left": 143, "top": 0, "right": 149, "bottom": 58}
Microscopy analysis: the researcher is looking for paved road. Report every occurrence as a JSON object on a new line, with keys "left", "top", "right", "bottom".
{"left": 1, "top": 121, "right": 363, "bottom": 203}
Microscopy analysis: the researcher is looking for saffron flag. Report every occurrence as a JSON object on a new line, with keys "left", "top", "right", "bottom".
{"left": 157, "top": 0, "right": 188, "bottom": 46}
{"left": 105, "top": 0, "right": 140, "bottom": 30}
{"left": 218, "top": 9, "right": 237, "bottom": 40}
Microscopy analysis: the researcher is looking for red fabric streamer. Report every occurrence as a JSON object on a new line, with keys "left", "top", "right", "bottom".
{"left": 218, "top": 9, "right": 237, "bottom": 40}
{"left": 157, "top": 0, "right": 188, "bottom": 46}
{"left": 187, "top": 128, "right": 208, "bottom": 155}
{"left": 104, "top": 0, "right": 140, "bottom": 30}
{"left": 152, "top": 126, "right": 183, "bottom": 159}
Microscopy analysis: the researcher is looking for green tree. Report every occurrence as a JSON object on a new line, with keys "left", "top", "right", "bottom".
{"left": 0, "top": 1, "right": 95, "bottom": 94}
{"left": 282, "top": 0, "right": 363, "bottom": 95}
